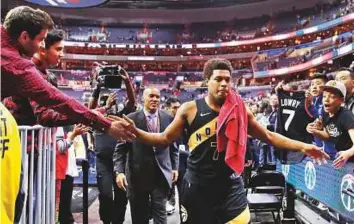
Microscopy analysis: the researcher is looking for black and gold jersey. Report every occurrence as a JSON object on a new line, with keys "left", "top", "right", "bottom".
{"left": 185, "top": 98, "right": 233, "bottom": 182}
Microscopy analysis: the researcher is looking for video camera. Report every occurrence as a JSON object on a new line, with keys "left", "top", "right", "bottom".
{"left": 95, "top": 65, "right": 123, "bottom": 89}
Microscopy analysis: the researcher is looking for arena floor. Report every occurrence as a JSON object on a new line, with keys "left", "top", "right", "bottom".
{"left": 71, "top": 187, "right": 278, "bottom": 224}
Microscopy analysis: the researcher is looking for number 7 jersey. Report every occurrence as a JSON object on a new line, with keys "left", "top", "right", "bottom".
{"left": 275, "top": 89, "right": 315, "bottom": 164}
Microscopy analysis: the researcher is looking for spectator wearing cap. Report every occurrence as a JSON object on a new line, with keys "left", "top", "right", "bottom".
{"left": 335, "top": 68, "right": 354, "bottom": 113}
{"left": 306, "top": 80, "right": 354, "bottom": 168}
{"left": 307, "top": 73, "right": 337, "bottom": 159}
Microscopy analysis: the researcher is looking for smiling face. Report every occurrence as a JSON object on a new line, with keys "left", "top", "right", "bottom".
{"left": 270, "top": 94, "right": 278, "bottom": 108}
{"left": 143, "top": 88, "right": 161, "bottom": 113}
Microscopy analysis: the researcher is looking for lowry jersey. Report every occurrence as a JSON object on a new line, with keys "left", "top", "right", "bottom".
{"left": 275, "top": 90, "right": 314, "bottom": 164}
{"left": 185, "top": 98, "right": 233, "bottom": 183}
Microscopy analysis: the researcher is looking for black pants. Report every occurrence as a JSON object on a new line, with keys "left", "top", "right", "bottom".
{"left": 167, "top": 183, "right": 176, "bottom": 206}
{"left": 59, "top": 175, "right": 75, "bottom": 224}
{"left": 96, "top": 156, "right": 128, "bottom": 224}
{"left": 242, "top": 166, "right": 252, "bottom": 188}
{"left": 128, "top": 180, "right": 169, "bottom": 224}
{"left": 180, "top": 175, "right": 248, "bottom": 224}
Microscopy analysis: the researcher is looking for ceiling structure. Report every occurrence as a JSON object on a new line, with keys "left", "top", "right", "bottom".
{"left": 102, "top": 0, "right": 268, "bottom": 9}
{"left": 3, "top": 0, "right": 326, "bottom": 24}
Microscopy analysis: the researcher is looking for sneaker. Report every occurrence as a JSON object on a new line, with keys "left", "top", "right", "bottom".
{"left": 166, "top": 202, "right": 175, "bottom": 215}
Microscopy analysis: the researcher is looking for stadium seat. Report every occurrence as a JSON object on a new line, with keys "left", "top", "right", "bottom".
{"left": 246, "top": 171, "right": 285, "bottom": 224}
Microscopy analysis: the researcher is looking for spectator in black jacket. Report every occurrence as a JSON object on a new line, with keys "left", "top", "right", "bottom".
{"left": 88, "top": 68, "right": 136, "bottom": 224}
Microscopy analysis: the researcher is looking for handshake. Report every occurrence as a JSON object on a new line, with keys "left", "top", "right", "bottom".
{"left": 107, "top": 114, "right": 138, "bottom": 142}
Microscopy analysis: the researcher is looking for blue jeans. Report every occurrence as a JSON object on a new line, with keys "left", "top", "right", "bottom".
{"left": 259, "top": 145, "right": 276, "bottom": 165}
{"left": 251, "top": 140, "right": 260, "bottom": 170}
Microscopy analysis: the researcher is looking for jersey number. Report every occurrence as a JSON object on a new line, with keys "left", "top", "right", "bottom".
{"left": 283, "top": 109, "right": 295, "bottom": 131}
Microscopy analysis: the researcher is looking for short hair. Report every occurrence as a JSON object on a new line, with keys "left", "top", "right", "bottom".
{"left": 165, "top": 97, "right": 180, "bottom": 108}
{"left": 311, "top": 73, "right": 328, "bottom": 83}
{"left": 203, "top": 58, "right": 233, "bottom": 80}
{"left": 3, "top": 6, "right": 54, "bottom": 40}
{"left": 336, "top": 67, "right": 354, "bottom": 79}
{"left": 45, "top": 29, "right": 64, "bottom": 49}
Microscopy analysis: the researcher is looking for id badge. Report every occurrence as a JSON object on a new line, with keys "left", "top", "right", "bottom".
{"left": 179, "top": 145, "right": 186, "bottom": 151}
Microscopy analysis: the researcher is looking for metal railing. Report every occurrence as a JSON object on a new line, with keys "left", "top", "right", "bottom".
{"left": 18, "top": 125, "right": 56, "bottom": 224}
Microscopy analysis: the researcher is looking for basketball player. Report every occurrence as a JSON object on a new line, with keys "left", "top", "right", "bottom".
{"left": 120, "top": 58, "right": 328, "bottom": 223}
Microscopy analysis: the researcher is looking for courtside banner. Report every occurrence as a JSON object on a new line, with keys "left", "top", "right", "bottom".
{"left": 277, "top": 158, "right": 354, "bottom": 221}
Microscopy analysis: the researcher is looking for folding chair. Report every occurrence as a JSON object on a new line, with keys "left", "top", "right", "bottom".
{"left": 247, "top": 171, "right": 285, "bottom": 223}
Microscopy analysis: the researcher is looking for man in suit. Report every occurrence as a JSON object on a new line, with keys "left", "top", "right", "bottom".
{"left": 113, "top": 87, "right": 179, "bottom": 224}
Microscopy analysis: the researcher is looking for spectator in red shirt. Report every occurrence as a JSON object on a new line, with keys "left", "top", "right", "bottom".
{"left": 1, "top": 6, "right": 135, "bottom": 142}
{"left": 3, "top": 29, "right": 75, "bottom": 127}
{"left": 4, "top": 29, "right": 115, "bottom": 154}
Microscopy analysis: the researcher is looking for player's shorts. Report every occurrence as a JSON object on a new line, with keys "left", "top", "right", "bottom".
{"left": 180, "top": 174, "right": 249, "bottom": 224}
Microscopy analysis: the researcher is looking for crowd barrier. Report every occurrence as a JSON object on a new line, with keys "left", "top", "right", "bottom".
{"left": 277, "top": 158, "right": 354, "bottom": 221}
{"left": 18, "top": 125, "right": 56, "bottom": 224}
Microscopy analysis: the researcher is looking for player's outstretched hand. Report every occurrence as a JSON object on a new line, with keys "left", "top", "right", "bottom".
{"left": 107, "top": 115, "right": 136, "bottom": 142}
{"left": 301, "top": 143, "right": 329, "bottom": 165}
{"left": 122, "top": 114, "right": 136, "bottom": 130}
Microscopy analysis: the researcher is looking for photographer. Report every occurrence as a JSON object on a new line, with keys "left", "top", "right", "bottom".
{"left": 88, "top": 64, "right": 136, "bottom": 224}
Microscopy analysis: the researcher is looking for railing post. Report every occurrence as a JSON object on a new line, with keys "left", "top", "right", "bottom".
{"left": 17, "top": 126, "right": 56, "bottom": 224}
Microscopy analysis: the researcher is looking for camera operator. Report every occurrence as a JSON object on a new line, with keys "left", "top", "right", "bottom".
{"left": 88, "top": 64, "right": 136, "bottom": 224}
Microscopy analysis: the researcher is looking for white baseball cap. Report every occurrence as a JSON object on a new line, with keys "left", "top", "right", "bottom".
{"left": 322, "top": 80, "right": 346, "bottom": 99}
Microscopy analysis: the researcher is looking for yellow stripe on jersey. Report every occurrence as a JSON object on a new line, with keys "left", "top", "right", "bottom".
{"left": 226, "top": 206, "right": 251, "bottom": 224}
{"left": 188, "top": 117, "right": 217, "bottom": 151}
{"left": 0, "top": 103, "right": 21, "bottom": 224}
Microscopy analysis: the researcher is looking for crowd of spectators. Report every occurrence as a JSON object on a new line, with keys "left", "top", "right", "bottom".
{"left": 63, "top": 22, "right": 354, "bottom": 58}
{"left": 61, "top": 59, "right": 251, "bottom": 72}
{"left": 59, "top": 0, "right": 353, "bottom": 45}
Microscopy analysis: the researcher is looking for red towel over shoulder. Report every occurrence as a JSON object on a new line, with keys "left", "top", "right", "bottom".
{"left": 217, "top": 90, "right": 248, "bottom": 175}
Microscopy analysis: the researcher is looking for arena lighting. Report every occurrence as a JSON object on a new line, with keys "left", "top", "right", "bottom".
{"left": 338, "top": 44, "right": 353, "bottom": 55}
{"left": 127, "top": 56, "right": 155, "bottom": 61}
{"left": 23, "top": 0, "right": 108, "bottom": 8}
{"left": 303, "top": 27, "right": 319, "bottom": 35}
{"left": 64, "top": 41, "right": 85, "bottom": 47}
{"left": 176, "top": 76, "right": 184, "bottom": 82}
